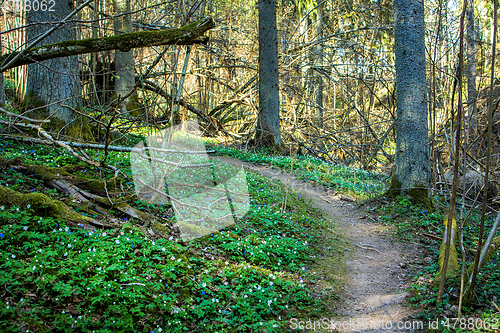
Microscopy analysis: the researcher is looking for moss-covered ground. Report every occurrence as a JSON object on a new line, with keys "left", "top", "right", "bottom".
{"left": 0, "top": 138, "right": 348, "bottom": 332}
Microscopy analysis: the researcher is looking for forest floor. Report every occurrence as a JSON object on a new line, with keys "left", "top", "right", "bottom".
{"left": 216, "top": 156, "right": 425, "bottom": 333}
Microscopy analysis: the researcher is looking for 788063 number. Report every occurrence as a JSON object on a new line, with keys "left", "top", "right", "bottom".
{"left": 1, "top": 0, "right": 56, "bottom": 12}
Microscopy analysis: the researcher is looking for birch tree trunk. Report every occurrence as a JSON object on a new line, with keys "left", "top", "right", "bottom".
{"left": 26, "top": 0, "right": 81, "bottom": 123}
{"left": 257, "top": 0, "right": 282, "bottom": 148}
{"left": 390, "top": 0, "right": 432, "bottom": 207}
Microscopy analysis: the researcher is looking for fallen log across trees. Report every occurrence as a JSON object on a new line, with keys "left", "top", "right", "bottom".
{"left": 0, "top": 18, "right": 215, "bottom": 72}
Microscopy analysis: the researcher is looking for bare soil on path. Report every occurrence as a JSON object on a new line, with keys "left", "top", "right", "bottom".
{"left": 215, "top": 156, "right": 426, "bottom": 333}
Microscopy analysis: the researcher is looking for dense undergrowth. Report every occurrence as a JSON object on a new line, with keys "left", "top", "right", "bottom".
{"left": 376, "top": 196, "right": 500, "bottom": 332}
{"left": 0, "top": 139, "right": 345, "bottom": 332}
{"left": 2, "top": 134, "right": 499, "bottom": 332}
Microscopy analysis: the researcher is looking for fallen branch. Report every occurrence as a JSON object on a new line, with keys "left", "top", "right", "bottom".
{"left": 2, "top": 158, "right": 152, "bottom": 225}
{"left": 140, "top": 79, "right": 231, "bottom": 136}
{"left": 0, "top": 0, "right": 93, "bottom": 72}
{"left": 0, "top": 121, "right": 214, "bottom": 171}
{"left": 0, "top": 106, "right": 50, "bottom": 123}
{"left": 1, "top": 134, "right": 215, "bottom": 155}
{"left": 422, "top": 233, "right": 442, "bottom": 242}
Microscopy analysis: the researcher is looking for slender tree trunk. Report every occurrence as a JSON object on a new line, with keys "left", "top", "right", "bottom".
{"left": 466, "top": 0, "right": 497, "bottom": 306}
{"left": 299, "top": 13, "right": 309, "bottom": 91}
{"left": 0, "top": 35, "right": 5, "bottom": 106}
{"left": 90, "top": 0, "right": 100, "bottom": 106}
{"left": 390, "top": 0, "right": 432, "bottom": 207}
{"left": 26, "top": 0, "right": 81, "bottom": 122}
{"left": 315, "top": 1, "right": 324, "bottom": 126}
{"left": 113, "top": 0, "right": 138, "bottom": 114}
{"left": 257, "top": 0, "right": 282, "bottom": 148}
{"left": 466, "top": 0, "right": 477, "bottom": 140}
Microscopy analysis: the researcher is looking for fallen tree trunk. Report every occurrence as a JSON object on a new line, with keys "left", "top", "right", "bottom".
{"left": 2, "top": 158, "right": 153, "bottom": 223}
{"left": 0, "top": 157, "right": 182, "bottom": 238}
{"left": 0, "top": 185, "right": 106, "bottom": 229}
{"left": 0, "top": 18, "right": 215, "bottom": 72}
{"left": 467, "top": 236, "right": 500, "bottom": 277}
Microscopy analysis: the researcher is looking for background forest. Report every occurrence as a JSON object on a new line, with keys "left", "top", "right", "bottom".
{"left": 1, "top": 0, "right": 499, "bottom": 172}
{"left": 1, "top": 0, "right": 500, "bottom": 331}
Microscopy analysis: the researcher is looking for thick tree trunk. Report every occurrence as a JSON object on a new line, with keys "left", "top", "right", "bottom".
{"left": 113, "top": 0, "right": 139, "bottom": 115}
{"left": 26, "top": 0, "right": 81, "bottom": 123}
{"left": 257, "top": 0, "right": 282, "bottom": 148}
{"left": 391, "top": 0, "right": 432, "bottom": 207}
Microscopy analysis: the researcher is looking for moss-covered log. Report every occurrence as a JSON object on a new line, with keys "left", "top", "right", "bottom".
{"left": 0, "top": 18, "right": 215, "bottom": 72}
{"left": 1, "top": 157, "right": 153, "bottom": 225}
{"left": 0, "top": 185, "right": 107, "bottom": 228}
{"left": 0, "top": 157, "right": 123, "bottom": 195}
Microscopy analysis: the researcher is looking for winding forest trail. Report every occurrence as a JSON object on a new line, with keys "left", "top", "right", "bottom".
{"left": 216, "top": 156, "right": 424, "bottom": 333}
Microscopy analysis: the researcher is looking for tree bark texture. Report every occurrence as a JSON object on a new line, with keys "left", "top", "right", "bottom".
{"left": 0, "top": 36, "right": 4, "bottom": 105}
{"left": 392, "top": 0, "right": 432, "bottom": 205}
{"left": 113, "top": 0, "right": 138, "bottom": 114}
{"left": 26, "top": 0, "right": 81, "bottom": 122}
{"left": 466, "top": 0, "right": 477, "bottom": 137}
{"left": 315, "top": 1, "right": 324, "bottom": 125}
{"left": 257, "top": 0, "right": 282, "bottom": 148}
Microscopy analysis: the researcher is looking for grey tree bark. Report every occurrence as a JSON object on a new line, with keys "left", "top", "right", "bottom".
{"left": 466, "top": 0, "right": 477, "bottom": 138}
{"left": 113, "top": 0, "right": 138, "bottom": 114}
{"left": 315, "top": 1, "right": 324, "bottom": 126}
{"left": 0, "top": 36, "right": 5, "bottom": 106}
{"left": 391, "top": 0, "right": 432, "bottom": 206}
{"left": 257, "top": 0, "right": 282, "bottom": 148}
{"left": 26, "top": 0, "right": 81, "bottom": 123}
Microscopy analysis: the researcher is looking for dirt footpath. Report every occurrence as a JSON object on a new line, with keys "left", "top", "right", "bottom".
{"left": 216, "top": 156, "right": 424, "bottom": 333}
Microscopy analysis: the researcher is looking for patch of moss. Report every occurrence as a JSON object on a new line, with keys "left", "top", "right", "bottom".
{"left": 407, "top": 186, "right": 434, "bottom": 211}
{"left": 126, "top": 94, "right": 143, "bottom": 117}
{"left": 21, "top": 91, "right": 95, "bottom": 141}
{"left": 386, "top": 174, "right": 433, "bottom": 210}
{"left": 432, "top": 213, "right": 459, "bottom": 288}
{"left": 178, "top": 222, "right": 217, "bottom": 240}
{"left": 0, "top": 185, "right": 93, "bottom": 225}
{"left": 72, "top": 175, "right": 124, "bottom": 194}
